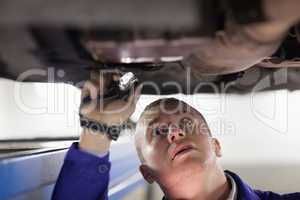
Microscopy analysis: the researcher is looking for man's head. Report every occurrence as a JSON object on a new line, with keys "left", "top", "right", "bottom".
{"left": 134, "top": 98, "right": 223, "bottom": 199}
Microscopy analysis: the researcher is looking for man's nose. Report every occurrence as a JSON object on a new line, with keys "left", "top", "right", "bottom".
{"left": 167, "top": 127, "right": 186, "bottom": 143}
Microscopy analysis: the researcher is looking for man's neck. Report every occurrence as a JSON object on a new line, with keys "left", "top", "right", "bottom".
{"left": 192, "top": 169, "right": 230, "bottom": 200}
{"left": 204, "top": 174, "right": 231, "bottom": 200}
{"left": 164, "top": 167, "right": 231, "bottom": 200}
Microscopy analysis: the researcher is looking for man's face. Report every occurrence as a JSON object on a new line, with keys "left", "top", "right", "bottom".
{"left": 138, "top": 104, "right": 221, "bottom": 194}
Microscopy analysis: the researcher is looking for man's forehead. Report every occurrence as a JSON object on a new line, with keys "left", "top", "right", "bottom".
{"left": 135, "top": 100, "right": 208, "bottom": 143}
{"left": 139, "top": 103, "right": 198, "bottom": 126}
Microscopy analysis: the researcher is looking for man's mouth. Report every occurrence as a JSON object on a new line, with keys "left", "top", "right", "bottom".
{"left": 171, "top": 144, "right": 196, "bottom": 161}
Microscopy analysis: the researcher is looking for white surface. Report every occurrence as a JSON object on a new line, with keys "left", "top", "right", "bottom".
{"left": 0, "top": 79, "right": 81, "bottom": 139}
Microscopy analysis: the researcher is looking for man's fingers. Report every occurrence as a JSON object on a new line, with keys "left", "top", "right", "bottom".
{"left": 80, "top": 100, "right": 98, "bottom": 116}
{"left": 102, "top": 84, "right": 142, "bottom": 116}
{"left": 91, "top": 71, "right": 117, "bottom": 96}
{"left": 80, "top": 74, "right": 141, "bottom": 124}
{"left": 81, "top": 81, "right": 98, "bottom": 100}
{"left": 112, "top": 73, "right": 121, "bottom": 82}
{"left": 80, "top": 81, "right": 99, "bottom": 116}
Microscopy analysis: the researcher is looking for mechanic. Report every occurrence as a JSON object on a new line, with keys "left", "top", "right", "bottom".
{"left": 52, "top": 72, "right": 300, "bottom": 200}
{"left": 52, "top": 0, "right": 300, "bottom": 199}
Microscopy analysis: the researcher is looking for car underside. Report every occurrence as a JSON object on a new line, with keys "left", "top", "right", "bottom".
{"left": 1, "top": 0, "right": 300, "bottom": 95}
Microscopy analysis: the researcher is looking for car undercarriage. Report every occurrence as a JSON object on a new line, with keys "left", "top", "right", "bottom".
{"left": 1, "top": 0, "right": 300, "bottom": 95}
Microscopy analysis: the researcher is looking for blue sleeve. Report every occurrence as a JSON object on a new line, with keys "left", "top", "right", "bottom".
{"left": 255, "top": 191, "right": 300, "bottom": 200}
{"left": 52, "top": 143, "right": 111, "bottom": 200}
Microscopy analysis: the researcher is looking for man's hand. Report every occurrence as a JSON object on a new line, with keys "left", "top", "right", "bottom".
{"left": 79, "top": 71, "right": 142, "bottom": 156}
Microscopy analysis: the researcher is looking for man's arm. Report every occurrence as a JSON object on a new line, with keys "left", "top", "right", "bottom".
{"left": 52, "top": 72, "right": 141, "bottom": 200}
{"left": 184, "top": 0, "right": 300, "bottom": 76}
{"left": 52, "top": 134, "right": 111, "bottom": 200}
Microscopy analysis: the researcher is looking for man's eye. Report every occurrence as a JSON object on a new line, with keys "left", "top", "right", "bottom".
{"left": 153, "top": 127, "right": 168, "bottom": 136}
{"left": 154, "top": 128, "right": 162, "bottom": 136}
{"left": 179, "top": 117, "right": 194, "bottom": 132}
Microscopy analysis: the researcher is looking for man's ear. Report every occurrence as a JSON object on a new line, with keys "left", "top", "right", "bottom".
{"left": 139, "top": 165, "right": 155, "bottom": 184}
{"left": 212, "top": 138, "right": 222, "bottom": 157}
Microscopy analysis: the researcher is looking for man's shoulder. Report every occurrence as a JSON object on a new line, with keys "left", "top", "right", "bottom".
{"left": 225, "top": 170, "right": 300, "bottom": 200}
{"left": 255, "top": 190, "right": 300, "bottom": 200}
